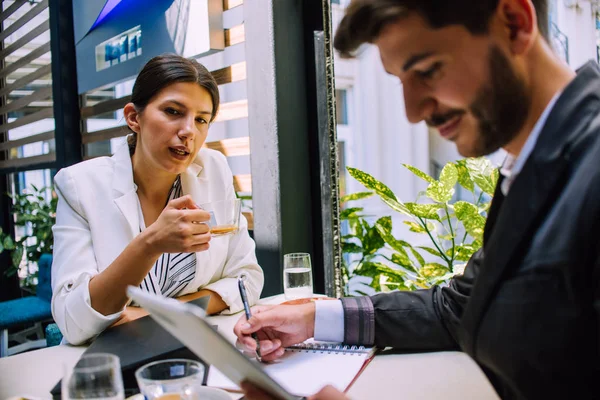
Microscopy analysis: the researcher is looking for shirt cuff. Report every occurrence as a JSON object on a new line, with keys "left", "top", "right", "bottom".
{"left": 62, "top": 279, "right": 123, "bottom": 344}
{"left": 314, "top": 299, "right": 344, "bottom": 342}
{"left": 340, "top": 296, "right": 375, "bottom": 346}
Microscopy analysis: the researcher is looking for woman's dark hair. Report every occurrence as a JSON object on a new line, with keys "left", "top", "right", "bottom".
{"left": 127, "top": 54, "right": 220, "bottom": 153}
{"left": 334, "top": 0, "right": 549, "bottom": 58}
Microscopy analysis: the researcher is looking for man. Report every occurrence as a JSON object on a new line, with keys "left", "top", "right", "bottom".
{"left": 235, "top": 0, "right": 600, "bottom": 398}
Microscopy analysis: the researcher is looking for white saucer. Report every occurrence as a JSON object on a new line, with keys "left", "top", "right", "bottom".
{"left": 127, "top": 386, "right": 232, "bottom": 399}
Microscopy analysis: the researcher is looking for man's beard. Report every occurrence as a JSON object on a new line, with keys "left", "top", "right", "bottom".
{"left": 427, "top": 45, "right": 531, "bottom": 157}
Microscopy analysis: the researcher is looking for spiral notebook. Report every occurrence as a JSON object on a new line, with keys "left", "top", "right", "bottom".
{"left": 207, "top": 340, "right": 377, "bottom": 396}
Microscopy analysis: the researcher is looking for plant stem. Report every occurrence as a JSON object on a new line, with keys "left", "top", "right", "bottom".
{"left": 418, "top": 216, "right": 451, "bottom": 265}
{"left": 443, "top": 204, "right": 455, "bottom": 268}
{"left": 476, "top": 191, "right": 484, "bottom": 207}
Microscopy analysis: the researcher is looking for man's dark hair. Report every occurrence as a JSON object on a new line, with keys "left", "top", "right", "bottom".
{"left": 334, "top": 0, "right": 549, "bottom": 58}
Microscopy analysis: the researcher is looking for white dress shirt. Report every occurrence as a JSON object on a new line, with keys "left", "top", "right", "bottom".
{"left": 314, "top": 93, "right": 562, "bottom": 343}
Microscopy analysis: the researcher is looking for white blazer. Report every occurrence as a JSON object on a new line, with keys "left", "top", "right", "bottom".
{"left": 51, "top": 144, "right": 264, "bottom": 345}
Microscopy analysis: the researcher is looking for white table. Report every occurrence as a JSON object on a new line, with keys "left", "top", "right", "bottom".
{"left": 0, "top": 295, "right": 499, "bottom": 400}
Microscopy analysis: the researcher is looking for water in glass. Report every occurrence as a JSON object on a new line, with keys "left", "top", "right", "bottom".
{"left": 62, "top": 353, "right": 124, "bottom": 400}
{"left": 284, "top": 267, "right": 313, "bottom": 299}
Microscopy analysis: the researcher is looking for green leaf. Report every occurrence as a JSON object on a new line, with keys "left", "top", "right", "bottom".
{"left": 439, "top": 163, "right": 459, "bottom": 189}
{"left": 379, "top": 275, "right": 410, "bottom": 292}
{"left": 347, "top": 167, "right": 397, "bottom": 200}
{"left": 404, "top": 203, "right": 442, "bottom": 221}
{"left": 419, "top": 263, "right": 449, "bottom": 278}
{"left": 466, "top": 158, "right": 497, "bottom": 195}
{"left": 456, "top": 160, "right": 475, "bottom": 192}
{"left": 349, "top": 218, "right": 364, "bottom": 239}
{"left": 363, "top": 225, "right": 385, "bottom": 255}
{"left": 340, "top": 207, "right": 364, "bottom": 219}
{"left": 426, "top": 181, "right": 455, "bottom": 203}
{"left": 355, "top": 262, "right": 407, "bottom": 292}
{"left": 454, "top": 244, "right": 478, "bottom": 262}
{"left": 11, "top": 246, "right": 23, "bottom": 269}
{"left": 342, "top": 242, "right": 364, "bottom": 254}
{"left": 3, "top": 236, "right": 15, "bottom": 250}
{"left": 375, "top": 215, "right": 392, "bottom": 231}
{"left": 0, "top": 239, "right": 3, "bottom": 253}
{"left": 438, "top": 233, "right": 454, "bottom": 241}
{"left": 454, "top": 201, "right": 479, "bottom": 221}
{"left": 429, "top": 271, "right": 458, "bottom": 285}
{"left": 417, "top": 246, "right": 444, "bottom": 258}
{"left": 341, "top": 192, "right": 374, "bottom": 203}
{"left": 403, "top": 220, "right": 426, "bottom": 233}
{"left": 347, "top": 167, "right": 411, "bottom": 216}
{"left": 374, "top": 217, "right": 406, "bottom": 253}
{"left": 409, "top": 247, "right": 426, "bottom": 267}
{"left": 461, "top": 214, "right": 486, "bottom": 242}
{"left": 402, "top": 164, "right": 435, "bottom": 183}
{"left": 491, "top": 168, "right": 499, "bottom": 187}
{"left": 390, "top": 251, "right": 418, "bottom": 273}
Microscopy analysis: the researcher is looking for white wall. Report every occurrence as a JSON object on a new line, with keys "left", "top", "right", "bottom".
{"left": 555, "top": 0, "right": 598, "bottom": 68}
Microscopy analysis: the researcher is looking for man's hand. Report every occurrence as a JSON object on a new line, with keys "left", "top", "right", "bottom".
{"left": 233, "top": 303, "right": 316, "bottom": 362}
{"left": 241, "top": 382, "right": 349, "bottom": 400}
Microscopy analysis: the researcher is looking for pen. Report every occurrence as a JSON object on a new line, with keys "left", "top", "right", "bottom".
{"left": 238, "top": 275, "right": 262, "bottom": 362}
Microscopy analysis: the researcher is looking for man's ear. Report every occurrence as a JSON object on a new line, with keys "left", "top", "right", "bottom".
{"left": 123, "top": 103, "right": 141, "bottom": 133}
{"left": 496, "top": 0, "right": 537, "bottom": 55}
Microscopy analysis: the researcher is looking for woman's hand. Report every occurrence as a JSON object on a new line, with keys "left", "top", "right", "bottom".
{"left": 142, "top": 195, "right": 212, "bottom": 255}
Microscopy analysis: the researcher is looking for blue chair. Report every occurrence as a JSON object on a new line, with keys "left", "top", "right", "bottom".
{"left": 0, "top": 253, "right": 54, "bottom": 357}
{"left": 45, "top": 322, "right": 63, "bottom": 347}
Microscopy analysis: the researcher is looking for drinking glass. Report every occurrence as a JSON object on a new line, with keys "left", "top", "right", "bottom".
{"left": 135, "top": 359, "right": 205, "bottom": 400}
{"left": 198, "top": 199, "right": 241, "bottom": 237}
{"left": 283, "top": 253, "right": 314, "bottom": 300}
{"left": 62, "top": 353, "right": 124, "bottom": 400}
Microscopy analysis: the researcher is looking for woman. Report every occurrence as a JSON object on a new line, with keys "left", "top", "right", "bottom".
{"left": 51, "top": 54, "right": 263, "bottom": 345}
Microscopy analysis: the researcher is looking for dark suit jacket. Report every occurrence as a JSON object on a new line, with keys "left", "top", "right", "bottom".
{"left": 341, "top": 61, "right": 600, "bottom": 399}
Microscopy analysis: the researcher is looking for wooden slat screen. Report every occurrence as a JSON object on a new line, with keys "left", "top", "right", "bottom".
{"left": 81, "top": 0, "right": 253, "bottom": 228}
{"left": 0, "top": 0, "right": 54, "bottom": 169}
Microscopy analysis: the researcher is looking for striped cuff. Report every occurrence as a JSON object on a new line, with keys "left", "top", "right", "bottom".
{"left": 340, "top": 296, "right": 375, "bottom": 346}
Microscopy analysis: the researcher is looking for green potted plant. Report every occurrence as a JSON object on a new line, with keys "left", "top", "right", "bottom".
{"left": 0, "top": 184, "right": 57, "bottom": 293}
{"left": 341, "top": 158, "right": 498, "bottom": 295}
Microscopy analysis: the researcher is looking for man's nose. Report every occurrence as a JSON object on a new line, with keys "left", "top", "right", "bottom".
{"left": 402, "top": 80, "right": 436, "bottom": 124}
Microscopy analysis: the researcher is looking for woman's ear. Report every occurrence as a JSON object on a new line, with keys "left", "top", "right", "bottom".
{"left": 123, "top": 103, "right": 141, "bottom": 133}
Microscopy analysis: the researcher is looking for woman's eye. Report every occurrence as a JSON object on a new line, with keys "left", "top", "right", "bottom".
{"left": 165, "top": 107, "right": 180, "bottom": 115}
{"left": 196, "top": 118, "right": 208, "bottom": 125}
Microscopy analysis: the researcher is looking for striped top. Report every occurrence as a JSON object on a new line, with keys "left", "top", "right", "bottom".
{"left": 137, "top": 176, "right": 197, "bottom": 298}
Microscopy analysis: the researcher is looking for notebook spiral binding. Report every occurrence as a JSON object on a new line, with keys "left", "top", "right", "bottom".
{"left": 285, "top": 342, "right": 369, "bottom": 355}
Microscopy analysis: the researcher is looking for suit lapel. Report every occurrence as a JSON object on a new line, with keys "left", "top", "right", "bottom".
{"left": 112, "top": 145, "right": 140, "bottom": 239}
{"left": 180, "top": 159, "right": 206, "bottom": 204}
{"left": 460, "top": 61, "right": 600, "bottom": 355}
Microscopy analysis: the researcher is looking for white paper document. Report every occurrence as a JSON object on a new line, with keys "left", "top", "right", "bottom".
{"left": 207, "top": 341, "right": 376, "bottom": 397}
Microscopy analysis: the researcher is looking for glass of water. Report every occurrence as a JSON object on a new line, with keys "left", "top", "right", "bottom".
{"left": 135, "top": 359, "right": 205, "bottom": 400}
{"left": 283, "top": 253, "right": 314, "bottom": 300}
{"left": 62, "top": 353, "right": 124, "bottom": 400}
